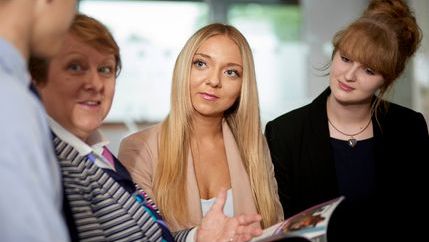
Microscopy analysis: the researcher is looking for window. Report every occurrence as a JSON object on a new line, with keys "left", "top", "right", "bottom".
{"left": 79, "top": 0, "right": 208, "bottom": 123}
{"left": 228, "top": 3, "right": 305, "bottom": 123}
{"left": 80, "top": 0, "right": 305, "bottom": 125}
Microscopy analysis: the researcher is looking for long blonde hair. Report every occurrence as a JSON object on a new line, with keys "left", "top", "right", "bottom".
{"left": 154, "top": 23, "right": 279, "bottom": 229}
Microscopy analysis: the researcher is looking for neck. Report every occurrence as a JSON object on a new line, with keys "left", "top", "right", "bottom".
{"left": 0, "top": 1, "right": 35, "bottom": 60}
{"left": 191, "top": 114, "right": 223, "bottom": 141}
{"left": 327, "top": 94, "right": 372, "bottom": 125}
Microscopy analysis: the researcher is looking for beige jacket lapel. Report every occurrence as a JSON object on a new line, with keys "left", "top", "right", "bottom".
{"left": 185, "top": 145, "right": 202, "bottom": 228}
{"left": 222, "top": 121, "right": 258, "bottom": 218}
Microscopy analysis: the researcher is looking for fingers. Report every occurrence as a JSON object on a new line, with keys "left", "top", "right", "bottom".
{"left": 236, "top": 214, "right": 262, "bottom": 226}
{"left": 223, "top": 214, "right": 262, "bottom": 242}
{"left": 198, "top": 201, "right": 262, "bottom": 242}
{"left": 226, "top": 225, "right": 262, "bottom": 242}
{"left": 235, "top": 233, "right": 253, "bottom": 242}
{"left": 236, "top": 224, "right": 262, "bottom": 237}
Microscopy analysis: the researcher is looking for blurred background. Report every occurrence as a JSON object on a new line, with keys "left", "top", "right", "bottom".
{"left": 78, "top": 0, "right": 429, "bottom": 154}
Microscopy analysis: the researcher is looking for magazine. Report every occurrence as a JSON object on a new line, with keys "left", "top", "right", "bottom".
{"left": 251, "top": 196, "right": 344, "bottom": 242}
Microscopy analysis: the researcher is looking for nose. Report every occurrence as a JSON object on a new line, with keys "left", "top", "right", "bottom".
{"left": 344, "top": 63, "right": 359, "bottom": 82}
{"left": 206, "top": 69, "right": 221, "bottom": 88}
{"left": 84, "top": 68, "right": 104, "bottom": 91}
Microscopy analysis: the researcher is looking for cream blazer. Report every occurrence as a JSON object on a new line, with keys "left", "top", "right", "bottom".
{"left": 118, "top": 121, "right": 283, "bottom": 231}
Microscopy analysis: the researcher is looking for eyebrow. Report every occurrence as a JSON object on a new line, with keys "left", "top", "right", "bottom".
{"left": 64, "top": 52, "right": 116, "bottom": 62}
{"left": 194, "top": 53, "right": 243, "bottom": 68}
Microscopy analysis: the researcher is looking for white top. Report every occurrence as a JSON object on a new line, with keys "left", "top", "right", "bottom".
{"left": 201, "top": 189, "right": 234, "bottom": 217}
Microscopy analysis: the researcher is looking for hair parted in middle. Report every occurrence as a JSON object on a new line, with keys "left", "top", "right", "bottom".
{"left": 154, "top": 23, "right": 280, "bottom": 229}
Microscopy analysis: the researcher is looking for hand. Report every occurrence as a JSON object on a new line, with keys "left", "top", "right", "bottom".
{"left": 196, "top": 189, "right": 262, "bottom": 242}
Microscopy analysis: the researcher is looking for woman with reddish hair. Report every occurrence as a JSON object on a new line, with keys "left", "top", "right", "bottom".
{"left": 265, "top": 1, "right": 428, "bottom": 241}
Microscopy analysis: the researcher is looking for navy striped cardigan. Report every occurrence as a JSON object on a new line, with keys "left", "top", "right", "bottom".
{"left": 53, "top": 135, "right": 191, "bottom": 242}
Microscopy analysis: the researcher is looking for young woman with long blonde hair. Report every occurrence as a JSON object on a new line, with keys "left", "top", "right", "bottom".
{"left": 119, "top": 23, "right": 283, "bottom": 231}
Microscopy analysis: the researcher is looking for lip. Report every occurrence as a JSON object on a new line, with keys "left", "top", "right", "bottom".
{"left": 338, "top": 81, "right": 354, "bottom": 92}
{"left": 199, "top": 92, "right": 219, "bottom": 101}
{"left": 77, "top": 100, "right": 102, "bottom": 109}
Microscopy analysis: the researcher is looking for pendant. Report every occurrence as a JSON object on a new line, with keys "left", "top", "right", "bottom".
{"left": 347, "top": 138, "right": 357, "bottom": 147}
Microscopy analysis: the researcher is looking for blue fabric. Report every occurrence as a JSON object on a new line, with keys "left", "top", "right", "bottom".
{"left": 0, "top": 37, "right": 69, "bottom": 242}
{"left": 133, "top": 192, "right": 175, "bottom": 242}
{"left": 100, "top": 148, "right": 136, "bottom": 194}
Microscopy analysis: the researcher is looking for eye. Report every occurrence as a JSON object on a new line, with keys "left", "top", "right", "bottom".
{"left": 67, "top": 63, "right": 83, "bottom": 73}
{"left": 364, "top": 67, "right": 376, "bottom": 76}
{"left": 225, "top": 69, "right": 240, "bottom": 78}
{"left": 98, "top": 65, "right": 114, "bottom": 75}
{"left": 340, "top": 55, "right": 351, "bottom": 63}
{"left": 193, "top": 59, "right": 207, "bottom": 69}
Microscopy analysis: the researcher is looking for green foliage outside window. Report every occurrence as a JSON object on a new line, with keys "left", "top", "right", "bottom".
{"left": 229, "top": 4, "right": 301, "bottom": 42}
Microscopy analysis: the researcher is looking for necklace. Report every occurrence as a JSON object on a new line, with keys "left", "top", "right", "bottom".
{"left": 328, "top": 118, "right": 372, "bottom": 147}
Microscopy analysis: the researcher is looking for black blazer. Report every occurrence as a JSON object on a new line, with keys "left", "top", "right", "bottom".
{"left": 265, "top": 88, "right": 429, "bottom": 241}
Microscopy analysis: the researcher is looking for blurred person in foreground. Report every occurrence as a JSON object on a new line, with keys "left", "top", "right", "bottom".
{"left": 0, "top": 0, "right": 76, "bottom": 241}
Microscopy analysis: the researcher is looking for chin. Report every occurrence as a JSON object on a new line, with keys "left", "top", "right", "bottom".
{"left": 76, "top": 120, "right": 102, "bottom": 132}
{"left": 332, "top": 88, "right": 351, "bottom": 98}
{"left": 197, "top": 111, "right": 223, "bottom": 118}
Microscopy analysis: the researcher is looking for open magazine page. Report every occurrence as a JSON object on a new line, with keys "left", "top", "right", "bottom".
{"left": 251, "top": 196, "right": 344, "bottom": 242}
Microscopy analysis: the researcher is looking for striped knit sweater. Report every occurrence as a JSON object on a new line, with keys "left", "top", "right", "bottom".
{"left": 53, "top": 135, "right": 190, "bottom": 242}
